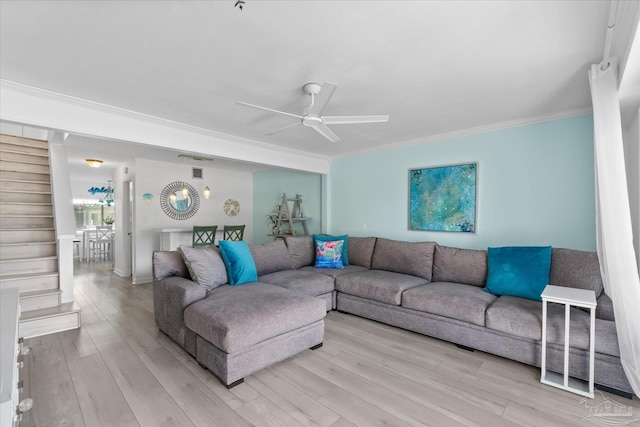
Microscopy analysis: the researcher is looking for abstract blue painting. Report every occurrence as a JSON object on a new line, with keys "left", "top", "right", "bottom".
{"left": 409, "top": 163, "right": 477, "bottom": 232}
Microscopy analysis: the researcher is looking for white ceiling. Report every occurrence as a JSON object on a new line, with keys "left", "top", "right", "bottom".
{"left": 0, "top": 1, "right": 612, "bottom": 167}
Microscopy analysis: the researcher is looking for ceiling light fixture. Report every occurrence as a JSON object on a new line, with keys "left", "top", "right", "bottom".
{"left": 203, "top": 186, "right": 211, "bottom": 200}
{"left": 86, "top": 159, "right": 103, "bottom": 168}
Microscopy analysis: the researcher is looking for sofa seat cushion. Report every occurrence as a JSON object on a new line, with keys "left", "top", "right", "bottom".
{"left": 259, "top": 270, "right": 334, "bottom": 296}
{"left": 485, "top": 296, "right": 620, "bottom": 356}
{"left": 335, "top": 270, "right": 427, "bottom": 305}
{"left": 300, "top": 264, "right": 367, "bottom": 279}
{"left": 402, "top": 282, "right": 497, "bottom": 326}
{"left": 184, "top": 283, "right": 326, "bottom": 353}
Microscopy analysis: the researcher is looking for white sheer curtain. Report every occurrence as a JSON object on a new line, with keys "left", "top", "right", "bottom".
{"left": 589, "top": 60, "right": 640, "bottom": 397}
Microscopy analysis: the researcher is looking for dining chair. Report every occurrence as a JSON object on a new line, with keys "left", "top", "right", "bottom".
{"left": 89, "top": 225, "right": 113, "bottom": 261}
{"left": 223, "top": 225, "right": 245, "bottom": 241}
{"left": 193, "top": 225, "right": 218, "bottom": 247}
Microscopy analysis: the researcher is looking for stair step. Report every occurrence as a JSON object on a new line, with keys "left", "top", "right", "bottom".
{"left": 20, "top": 289, "right": 61, "bottom": 312}
{"left": 0, "top": 255, "right": 58, "bottom": 276}
{"left": 0, "top": 228, "right": 55, "bottom": 244}
{"left": 0, "top": 215, "right": 54, "bottom": 229}
{"left": 0, "top": 134, "right": 48, "bottom": 149}
{"left": 0, "top": 171, "right": 50, "bottom": 183}
{"left": 0, "top": 271, "right": 59, "bottom": 292}
{"left": 0, "top": 151, "right": 50, "bottom": 165}
{"left": 0, "top": 241, "right": 57, "bottom": 259}
{"left": 0, "top": 202, "right": 53, "bottom": 216}
{"left": 0, "top": 179, "right": 51, "bottom": 192}
{"left": 0, "top": 142, "right": 48, "bottom": 157}
{"left": 0, "top": 160, "right": 50, "bottom": 175}
{"left": 19, "top": 302, "right": 81, "bottom": 339}
{"left": 0, "top": 190, "right": 52, "bottom": 204}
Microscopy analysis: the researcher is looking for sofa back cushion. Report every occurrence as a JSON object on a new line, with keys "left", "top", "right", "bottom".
{"left": 347, "top": 237, "right": 377, "bottom": 269}
{"left": 153, "top": 250, "right": 190, "bottom": 281}
{"left": 432, "top": 245, "right": 487, "bottom": 287}
{"left": 250, "top": 239, "right": 293, "bottom": 276}
{"left": 371, "top": 238, "right": 435, "bottom": 281}
{"left": 549, "top": 248, "right": 604, "bottom": 297}
{"left": 284, "top": 236, "right": 315, "bottom": 269}
{"left": 178, "top": 245, "right": 228, "bottom": 291}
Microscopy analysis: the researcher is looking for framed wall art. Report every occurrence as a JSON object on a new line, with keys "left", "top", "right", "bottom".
{"left": 409, "top": 162, "right": 477, "bottom": 232}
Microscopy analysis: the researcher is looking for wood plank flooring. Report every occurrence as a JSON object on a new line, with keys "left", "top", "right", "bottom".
{"left": 22, "top": 261, "right": 640, "bottom": 426}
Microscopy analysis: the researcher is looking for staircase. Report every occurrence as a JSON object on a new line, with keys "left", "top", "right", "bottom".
{"left": 0, "top": 134, "right": 80, "bottom": 338}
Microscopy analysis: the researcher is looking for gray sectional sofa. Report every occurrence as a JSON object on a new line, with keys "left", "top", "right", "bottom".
{"left": 152, "top": 235, "right": 632, "bottom": 396}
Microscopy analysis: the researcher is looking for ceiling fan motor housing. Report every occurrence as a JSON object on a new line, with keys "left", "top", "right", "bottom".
{"left": 303, "top": 83, "right": 322, "bottom": 95}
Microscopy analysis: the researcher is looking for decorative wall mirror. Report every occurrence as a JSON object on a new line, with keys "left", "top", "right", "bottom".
{"left": 160, "top": 181, "right": 200, "bottom": 220}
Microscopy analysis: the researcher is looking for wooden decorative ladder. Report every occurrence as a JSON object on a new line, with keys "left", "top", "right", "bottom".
{"left": 0, "top": 134, "right": 80, "bottom": 338}
{"left": 273, "top": 193, "right": 310, "bottom": 238}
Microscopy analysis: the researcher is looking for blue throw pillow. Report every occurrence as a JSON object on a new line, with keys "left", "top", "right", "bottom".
{"left": 313, "top": 234, "right": 349, "bottom": 265}
{"left": 483, "top": 246, "right": 552, "bottom": 301}
{"left": 218, "top": 240, "right": 258, "bottom": 285}
{"left": 315, "top": 239, "right": 344, "bottom": 269}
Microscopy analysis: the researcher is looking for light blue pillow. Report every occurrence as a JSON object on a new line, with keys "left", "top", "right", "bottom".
{"left": 483, "top": 246, "right": 552, "bottom": 301}
{"left": 315, "top": 239, "right": 344, "bottom": 269}
{"left": 218, "top": 240, "right": 258, "bottom": 285}
{"left": 313, "top": 234, "right": 349, "bottom": 265}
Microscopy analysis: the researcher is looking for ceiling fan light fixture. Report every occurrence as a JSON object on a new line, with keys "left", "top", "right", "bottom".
{"left": 302, "top": 116, "right": 323, "bottom": 127}
{"left": 238, "top": 81, "right": 389, "bottom": 143}
{"left": 86, "top": 158, "right": 103, "bottom": 168}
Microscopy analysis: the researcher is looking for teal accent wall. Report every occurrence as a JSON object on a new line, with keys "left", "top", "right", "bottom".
{"left": 252, "top": 168, "right": 323, "bottom": 244}
{"left": 329, "top": 115, "right": 596, "bottom": 251}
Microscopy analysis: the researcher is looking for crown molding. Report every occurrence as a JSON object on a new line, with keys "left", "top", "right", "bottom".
{"left": 0, "top": 79, "right": 330, "bottom": 171}
{"left": 330, "top": 108, "right": 593, "bottom": 161}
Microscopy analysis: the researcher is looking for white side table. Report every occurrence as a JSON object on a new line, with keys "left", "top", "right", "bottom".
{"left": 540, "top": 284, "right": 597, "bottom": 398}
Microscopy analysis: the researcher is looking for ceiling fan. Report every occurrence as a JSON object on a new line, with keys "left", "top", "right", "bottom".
{"left": 237, "top": 82, "right": 389, "bottom": 143}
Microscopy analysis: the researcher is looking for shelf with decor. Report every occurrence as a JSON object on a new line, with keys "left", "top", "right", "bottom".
{"left": 272, "top": 193, "right": 310, "bottom": 239}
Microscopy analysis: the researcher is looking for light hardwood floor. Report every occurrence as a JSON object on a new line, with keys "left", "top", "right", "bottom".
{"left": 21, "top": 261, "right": 640, "bottom": 427}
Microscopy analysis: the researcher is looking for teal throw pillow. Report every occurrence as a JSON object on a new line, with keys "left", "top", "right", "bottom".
{"left": 483, "top": 246, "right": 552, "bottom": 301}
{"left": 218, "top": 240, "right": 258, "bottom": 285}
{"left": 315, "top": 239, "right": 345, "bottom": 269}
{"left": 313, "top": 234, "right": 349, "bottom": 265}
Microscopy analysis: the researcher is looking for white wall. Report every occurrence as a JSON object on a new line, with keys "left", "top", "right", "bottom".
{"left": 623, "top": 108, "right": 640, "bottom": 269}
{"left": 132, "top": 158, "right": 253, "bottom": 283}
{"left": 113, "top": 161, "right": 134, "bottom": 278}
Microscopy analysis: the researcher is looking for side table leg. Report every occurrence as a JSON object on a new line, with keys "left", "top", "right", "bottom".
{"left": 564, "top": 303, "right": 570, "bottom": 388}
{"left": 541, "top": 300, "right": 548, "bottom": 382}
{"left": 589, "top": 307, "right": 595, "bottom": 397}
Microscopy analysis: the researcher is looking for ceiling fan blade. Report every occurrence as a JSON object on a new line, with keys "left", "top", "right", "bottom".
{"left": 310, "top": 123, "right": 341, "bottom": 143}
{"left": 265, "top": 121, "right": 302, "bottom": 136}
{"left": 307, "top": 82, "right": 338, "bottom": 117}
{"left": 237, "top": 101, "right": 303, "bottom": 119}
{"left": 322, "top": 115, "right": 390, "bottom": 125}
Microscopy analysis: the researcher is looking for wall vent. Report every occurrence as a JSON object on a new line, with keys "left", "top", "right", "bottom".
{"left": 192, "top": 167, "right": 203, "bottom": 179}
